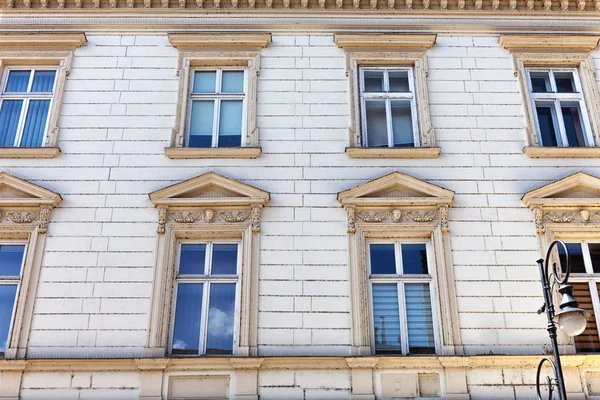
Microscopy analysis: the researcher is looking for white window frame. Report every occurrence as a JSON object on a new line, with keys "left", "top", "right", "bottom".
{"left": 168, "top": 239, "right": 242, "bottom": 357}
{"left": 0, "top": 67, "right": 57, "bottom": 148}
{"left": 526, "top": 67, "right": 594, "bottom": 147}
{"left": 359, "top": 66, "right": 420, "bottom": 148}
{"left": 185, "top": 67, "right": 248, "bottom": 149}
{"left": 0, "top": 241, "right": 27, "bottom": 358}
{"left": 367, "top": 239, "right": 441, "bottom": 355}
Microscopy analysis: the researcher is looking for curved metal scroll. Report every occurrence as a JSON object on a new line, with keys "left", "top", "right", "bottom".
{"left": 545, "top": 239, "right": 570, "bottom": 286}
{"left": 536, "top": 357, "right": 558, "bottom": 400}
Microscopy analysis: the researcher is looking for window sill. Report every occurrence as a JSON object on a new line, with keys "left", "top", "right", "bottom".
{"left": 523, "top": 146, "right": 600, "bottom": 158}
{"left": 165, "top": 147, "right": 262, "bottom": 159}
{"left": 0, "top": 147, "right": 60, "bottom": 159}
{"left": 346, "top": 147, "right": 441, "bottom": 159}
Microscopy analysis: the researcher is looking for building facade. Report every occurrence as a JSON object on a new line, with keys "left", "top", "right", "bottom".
{"left": 0, "top": 4, "right": 600, "bottom": 399}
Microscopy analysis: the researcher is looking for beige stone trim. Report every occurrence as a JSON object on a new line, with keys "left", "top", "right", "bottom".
{"left": 334, "top": 34, "right": 436, "bottom": 51}
{"left": 507, "top": 50, "right": 600, "bottom": 148}
{"left": 0, "top": 173, "right": 61, "bottom": 359}
{"left": 146, "top": 172, "right": 269, "bottom": 358}
{"left": 165, "top": 146, "right": 261, "bottom": 159}
{"left": 499, "top": 34, "right": 600, "bottom": 52}
{"left": 523, "top": 146, "right": 600, "bottom": 158}
{"left": 0, "top": 33, "right": 86, "bottom": 50}
{"left": 169, "top": 35, "right": 270, "bottom": 151}
{"left": 345, "top": 146, "right": 440, "bottom": 159}
{"left": 337, "top": 172, "right": 460, "bottom": 356}
{"left": 0, "top": 147, "right": 60, "bottom": 159}
{"left": 338, "top": 45, "right": 436, "bottom": 152}
{"left": 168, "top": 33, "right": 271, "bottom": 50}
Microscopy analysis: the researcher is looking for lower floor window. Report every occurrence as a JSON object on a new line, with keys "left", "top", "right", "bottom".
{"left": 171, "top": 242, "right": 239, "bottom": 356}
{"left": 369, "top": 242, "right": 437, "bottom": 355}
{"left": 0, "top": 244, "right": 26, "bottom": 356}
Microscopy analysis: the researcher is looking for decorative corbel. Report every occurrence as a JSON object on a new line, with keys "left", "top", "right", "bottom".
{"left": 346, "top": 207, "right": 356, "bottom": 234}
{"left": 533, "top": 207, "right": 545, "bottom": 235}
{"left": 38, "top": 206, "right": 51, "bottom": 234}
{"left": 157, "top": 207, "right": 167, "bottom": 234}
{"left": 440, "top": 206, "right": 449, "bottom": 234}
{"left": 251, "top": 206, "right": 261, "bottom": 234}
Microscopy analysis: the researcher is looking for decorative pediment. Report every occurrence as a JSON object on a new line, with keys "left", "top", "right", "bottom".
{"left": 0, "top": 172, "right": 62, "bottom": 234}
{"left": 149, "top": 172, "right": 269, "bottom": 234}
{"left": 338, "top": 172, "right": 454, "bottom": 234}
{"left": 522, "top": 172, "right": 600, "bottom": 235}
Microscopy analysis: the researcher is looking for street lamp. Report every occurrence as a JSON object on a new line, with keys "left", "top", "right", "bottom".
{"left": 535, "top": 240, "right": 591, "bottom": 400}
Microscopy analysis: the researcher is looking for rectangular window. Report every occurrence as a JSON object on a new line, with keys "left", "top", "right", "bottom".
{"left": 359, "top": 67, "right": 419, "bottom": 148}
{"left": 186, "top": 69, "right": 246, "bottom": 148}
{"left": 557, "top": 241, "right": 600, "bottom": 353}
{"left": 170, "top": 242, "right": 240, "bottom": 356}
{"left": 527, "top": 68, "right": 594, "bottom": 147}
{"left": 0, "top": 68, "right": 57, "bottom": 148}
{"left": 0, "top": 244, "right": 26, "bottom": 357}
{"left": 368, "top": 241, "right": 437, "bottom": 355}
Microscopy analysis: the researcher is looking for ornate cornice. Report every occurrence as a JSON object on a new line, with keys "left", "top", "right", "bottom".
{"left": 499, "top": 34, "right": 600, "bottom": 51}
{"left": 168, "top": 33, "right": 271, "bottom": 50}
{"left": 0, "top": 33, "right": 86, "bottom": 50}
{"left": 334, "top": 33, "right": 436, "bottom": 50}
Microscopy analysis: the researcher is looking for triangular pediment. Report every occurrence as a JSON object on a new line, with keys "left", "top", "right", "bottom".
{"left": 523, "top": 172, "right": 600, "bottom": 207}
{"left": 338, "top": 172, "right": 454, "bottom": 207}
{"left": 0, "top": 172, "right": 61, "bottom": 207}
{"left": 149, "top": 172, "right": 269, "bottom": 207}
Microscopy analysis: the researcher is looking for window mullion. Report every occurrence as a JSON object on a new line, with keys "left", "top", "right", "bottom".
{"left": 205, "top": 242, "right": 213, "bottom": 275}
{"left": 14, "top": 98, "right": 30, "bottom": 147}
{"left": 200, "top": 281, "right": 211, "bottom": 355}
{"left": 386, "top": 98, "right": 393, "bottom": 148}
{"left": 26, "top": 69, "right": 34, "bottom": 93}
{"left": 395, "top": 242, "right": 403, "bottom": 275}
{"left": 554, "top": 100, "right": 569, "bottom": 147}
{"left": 398, "top": 281, "right": 409, "bottom": 355}
{"left": 583, "top": 241, "right": 594, "bottom": 274}
{"left": 213, "top": 98, "right": 220, "bottom": 148}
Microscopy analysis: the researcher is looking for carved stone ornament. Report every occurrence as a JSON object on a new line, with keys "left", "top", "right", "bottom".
{"left": 7, "top": 212, "right": 39, "bottom": 224}
{"left": 219, "top": 210, "right": 250, "bottom": 223}
{"left": 157, "top": 207, "right": 167, "bottom": 234}
{"left": 406, "top": 210, "right": 438, "bottom": 223}
{"left": 357, "top": 211, "right": 388, "bottom": 223}
{"left": 169, "top": 211, "right": 201, "bottom": 223}
{"left": 533, "top": 207, "right": 545, "bottom": 235}
{"left": 545, "top": 211, "right": 576, "bottom": 223}
{"left": 204, "top": 209, "right": 216, "bottom": 223}
{"left": 391, "top": 208, "right": 403, "bottom": 222}
{"left": 251, "top": 206, "right": 261, "bottom": 233}
{"left": 38, "top": 207, "right": 50, "bottom": 234}
{"left": 346, "top": 207, "right": 356, "bottom": 234}
{"left": 440, "top": 206, "right": 449, "bottom": 234}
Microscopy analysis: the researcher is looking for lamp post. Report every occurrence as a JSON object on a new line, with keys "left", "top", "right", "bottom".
{"left": 535, "top": 240, "right": 590, "bottom": 400}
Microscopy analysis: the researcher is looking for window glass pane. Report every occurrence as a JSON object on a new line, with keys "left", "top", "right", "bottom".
{"left": 405, "top": 283, "right": 435, "bottom": 354}
{"left": 372, "top": 284, "right": 401, "bottom": 355}
{"left": 188, "top": 100, "right": 214, "bottom": 148}
{"left": 588, "top": 243, "right": 600, "bottom": 273}
{"left": 401, "top": 244, "right": 428, "bottom": 275}
{"left": 0, "top": 285, "right": 17, "bottom": 355}
{"left": 554, "top": 72, "right": 576, "bottom": 93}
{"left": 561, "top": 103, "right": 586, "bottom": 147}
{"left": 535, "top": 103, "right": 559, "bottom": 147}
{"left": 5, "top": 71, "right": 30, "bottom": 93}
{"left": 193, "top": 71, "right": 216, "bottom": 93}
{"left": 179, "top": 244, "right": 206, "bottom": 275}
{"left": 388, "top": 70, "right": 410, "bottom": 92}
{"left": 365, "top": 100, "right": 387, "bottom": 147}
{"left": 558, "top": 242, "right": 586, "bottom": 274}
{"left": 171, "top": 283, "right": 203, "bottom": 355}
{"left": 20, "top": 100, "right": 50, "bottom": 148}
{"left": 211, "top": 244, "right": 238, "bottom": 275}
{"left": 530, "top": 71, "right": 551, "bottom": 93}
{"left": 31, "top": 71, "right": 56, "bottom": 93}
{"left": 572, "top": 282, "right": 600, "bottom": 353}
{"left": 221, "top": 71, "right": 244, "bottom": 93}
{"left": 0, "top": 100, "right": 23, "bottom": 147}
{"left": 206, "top": 283, "right": 235, "bottom": 355}
{"left": 369, "top": 244, "right": 396, "bottom": 275}
{"left": 218, "top": 100, "right": 242, "bottom": 147}
{"left": 391, "top": 101, "right": 414, "bottom": 148}
{"left": 363, "top": 70, "right": 384, "bottom": 92}
{"left": 0, "top": 245, "right": 25, "bottom": 277}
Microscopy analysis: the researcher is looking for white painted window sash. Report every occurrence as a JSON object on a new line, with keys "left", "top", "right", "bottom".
{"left": 0, "top": 241, "right": 27, "bottom": 355}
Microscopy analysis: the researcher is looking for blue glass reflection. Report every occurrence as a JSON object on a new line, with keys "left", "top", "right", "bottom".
{"left": 21, "top": 100, "right": 50, "bottom": 147}
{"left": 217, "top": 100, "right": 242, "bottom": 147}
{"left": 401, "top": 244, "right": 428, "bottom": 275}
{"left": 193, "top": 71, "right": 216, "bottom": 93}
{"left": 0, "top": 245, "right": 25, "bottom": 277}
{"left": 5, "top": 71, "right": 30, "bottom": 93}
{"left": 31, "top": 71, "right": 56, "bottom": 93}
{"left": 221, "top": 71, "right": 244, "bottom": 93}
{"left": 179, "top": 244, "right": 206, "bottom": 275}
{"left": 211, "top": 244, "right": 237, "bottom": 275}
{"left": 171, "top": 283, "right": 202, "bottom": 355}
{"left": 206, "top": 283, "right": 235, "bottom": 355}
{"left": 369, "top": 244, "right": 396, "bottom": 275}
{"left": 0, "top": 285, "right": 17, "bottom": 354}
{"left": 0, "top": 100, "right": 23, "bottom": 147}
{"left": 188, "top": 100, "right": 214, "bottom": 148}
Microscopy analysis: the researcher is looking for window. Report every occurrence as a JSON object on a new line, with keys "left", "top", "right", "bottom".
{"left": 171, "top": 242, "right": 240, "bottom": 356}
{"left": 186, "top": 69, "right": 246, "bottom": 149}
{"left": 0, "top": 68, "right": 57, "bottom": 148}
{"left": 556, "top": 241, "right": 600, "bottom": 353}
{"left": 360, "top": 67, "right": 419, "bottom": 148}
{"left": 0, "top": 245, "right": 25, "bottom": 357}
{"left": 368, "top": 241, "right": 438, "bottom": 355}
{"left": 526, "top": 68, "right": 594, "bottom": 147}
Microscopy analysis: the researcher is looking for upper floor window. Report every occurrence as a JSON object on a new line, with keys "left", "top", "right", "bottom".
{"left": 369, "top": 241, "right": 437, "bottom": 355}
{"left": 0, "top": 245, "right": 26, "bottom": 357}
{"left": 359, "top": 67, "right": 419, "bottom": 148}
{"left": 171, "top": 242, "right": 240, "bottom": 356}
{"left": 187, "top": 69, "right": 246, "bottom": 149}
{"left": 527, "top": 68, "right": 594, "bottom": 148}
{"left": 0, "top": 68, "right": 57, "bottom": 148}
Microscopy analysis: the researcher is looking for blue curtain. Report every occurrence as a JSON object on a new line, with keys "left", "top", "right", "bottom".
{"left": 31, "top": 71, "right": 56, "bottom": 93}
{"left": 5, "top": 71, "right": 29, "bottom": 93}
{"left": 0, "top": 100, "right": 23, "bottom": 147}
{"left": 21, "top": 100, "right": 50, "bottom": 147}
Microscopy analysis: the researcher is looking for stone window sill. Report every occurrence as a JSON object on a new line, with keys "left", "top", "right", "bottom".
{"left": 345, "top": 147, "right": 441, "bottom": 159}
{"left": 165, "top": 147, "right": 262, "bottom": 159}
{"left": 523, "top": 146, "right": 600, "bottom": 158}
{"left": 0, "top": 147, "right": 60, "bottom": 159}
